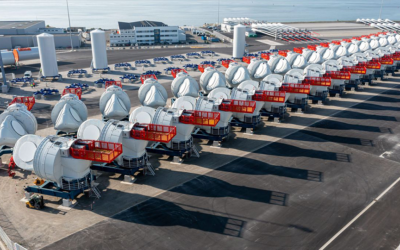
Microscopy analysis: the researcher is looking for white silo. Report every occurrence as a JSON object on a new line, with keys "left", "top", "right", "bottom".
{"left": 91, "top": 29, "right": 108, "bottom": 70}
{"left": 233, "top": 24, "right": 246, "bottom": 59}
{"left": 37, "top": 33, "right": 58, "bottom": 77}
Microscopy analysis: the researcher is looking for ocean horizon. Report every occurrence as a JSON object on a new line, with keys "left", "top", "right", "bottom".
{"left": 0, "top": 0, "right": 399, "bottom": 29}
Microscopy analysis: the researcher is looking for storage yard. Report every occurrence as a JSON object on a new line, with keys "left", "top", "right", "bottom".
{"left": 0, "top": 21, "right": 400, "bottom": 250}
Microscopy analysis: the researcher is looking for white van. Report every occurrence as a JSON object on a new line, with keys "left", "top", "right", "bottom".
{"left": 23, "top": 71, "right": 32, "bottom": 79}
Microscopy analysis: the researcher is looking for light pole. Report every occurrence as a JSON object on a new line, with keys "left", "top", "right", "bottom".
{"left": 66, "top": 0, "right": 74, "bottom": 51}
{"left": 0, "top": 52, "right": 6, "bottom": 86}
{"left": 379, "top": 0, "right": 384, "bottom": 19}
{"left": 217, "top": 0, "right": 220, "bottom": 25}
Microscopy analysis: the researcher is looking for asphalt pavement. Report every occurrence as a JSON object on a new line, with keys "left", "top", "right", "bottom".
{"left": 42, "top": 78, "right": 400, "bottom": 250}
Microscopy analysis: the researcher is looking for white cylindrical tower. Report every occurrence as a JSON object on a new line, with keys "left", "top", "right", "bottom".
{"left": 91, "top": 29, "right": 108, "bottom": 69}
{"left": 37, "top": 33, "right": 58, "bottom": 77}
{"left": 0, "top": 51, "right": 15, "bottom": 65}
{"left": 232, "top": 24, "right": 246, "bottom": 59}
{"left": 14, "top": 47, "right": 39, "bottom": 61}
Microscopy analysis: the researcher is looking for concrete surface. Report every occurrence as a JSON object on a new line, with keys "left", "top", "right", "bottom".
{"left": 38, "top": 76, "right": 400, "bottom": 250}
{"left": 0, "top": 22, "right": 397, "bottom": 250}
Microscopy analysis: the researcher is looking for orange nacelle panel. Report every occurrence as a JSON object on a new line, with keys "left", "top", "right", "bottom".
{"left": 140, "top": 74, "right": 157, "bottom": 84}
{"left": 62, "top": 88, "right": 82, "bottom": 99}
{"left": 9, "top": 96, "right": 35, "bottom": 110}
{"left": 219, "top": 99, "right": 256, "bottom": 113}
{"left": 252, "top": 90, "right": 286, "bottom": 103}
{"left": 105, "top": 81, "right": 122, "bottom": 89}
{"left": 131, "top": 123, "right": 176, "bottom": 143}
{"left": 70, "top": 140, "right": 123, "bottom": 163}
{"left": 179, "top": 110, "right": 221, "bottom": 127}
{"left": 279, "top": 84, "right": 311, "bottom": 94}
{"left": 302, "top": 77, "right": 332, "bottom": 87}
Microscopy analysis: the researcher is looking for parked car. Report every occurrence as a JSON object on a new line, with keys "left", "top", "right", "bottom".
{"left": 23, "top": 71, "right": 32, "bottom": 79}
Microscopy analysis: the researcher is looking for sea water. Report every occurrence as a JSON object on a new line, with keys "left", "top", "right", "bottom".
{"left": 0, "top": 0, "right": 398, "bottom": 29}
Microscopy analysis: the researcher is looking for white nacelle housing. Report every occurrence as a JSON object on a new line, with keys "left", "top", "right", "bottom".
{"left": 225, "top": 63, "right": 251, "bottom": 88}
{"left": 259, "top": 75, "right": 288, "bottom": 112}
{"left": 51, "top": 94, "right": 88, "bottom": 133}
{"left": 195, "top": 97, "right": 231, "bottom": 135}
{"left": 138, "top": 79, "right": 168, "bottom": 108}
{"left": 13, "top": 135, "right": 91, "bottom": 187}
{"left": 78, "top": 120, "right": 148, "bottom": 166}
{"left": 268, "top": 55, "right": 291, "bottom": 74}
{"left": 304, "top": 64, "right": 327, "bottom": 96}
{"left": 100, "top": 85, "right": 131, "bottom": 120}
{"left": 0, "top": 104, "right": 37, "bottom": 147}
{"left": 283, "top": 69, "right": 307, "bottom": 103}
{"left": 171, "top": 72, "right": 199, "bottom": 98}
{"left": 199, "top": 67, "right": 226, "bottom": 95}
{"left": 369, "top": 37, "right": 381, "bottom": 50}
{"left": 322, "top": 60, "right": 345, "bottom": 89}
{"left": 359, "top": 39, "right": 372, "bottom": 52}
{"left": 247, "top": 59, "right": 271, "bottom": 80}
{"left": 231, "top": 80, "right": 263, "bottom": 122}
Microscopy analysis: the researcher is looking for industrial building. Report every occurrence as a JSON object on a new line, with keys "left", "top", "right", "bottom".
{"left": 109, "top": 20, "right": 186, "bottom": 46}
{"left": 221, "top": 18, "right": 258, "bottom": 33}
{"left": 0, "top": 20, "right": 82, "bottom": 50}
{"left": 0, "top": 21, "right": 45, "bottom": 35}
{"left": 0, "top": 18, "right": 400, "bottom": 250}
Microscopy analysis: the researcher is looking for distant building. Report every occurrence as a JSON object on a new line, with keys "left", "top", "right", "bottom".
{"left": 221, "top": 18, "right": 258, "bottom": 33}
{"left": 110, "top": 20, "right": 186, "bottom": 46}
{"left": 38, "top": 27, "right": 65, "bottom": 34}
{"left": 0, "top": 20, "right": 83, "bottom": 50}
{"left": 0, "top": 21, "right": 45, "bottom": 35}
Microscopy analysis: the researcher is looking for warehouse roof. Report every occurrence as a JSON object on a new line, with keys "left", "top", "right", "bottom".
{"left": 118, "top": 20, "right": 168, "bottom": 29}
{"left": 0, "top": 21, "right": 44, "bottom": 29}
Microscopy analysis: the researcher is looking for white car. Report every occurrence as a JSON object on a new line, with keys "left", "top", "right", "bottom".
{"left": 23, "top": 71, "right": 32, "bottom": 79}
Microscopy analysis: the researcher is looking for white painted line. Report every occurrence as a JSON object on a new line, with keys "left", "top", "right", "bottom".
{"left": 256, "top": 39, "right": 283, "bottom": 46}
{"left": 320, "top": 176, "right": 400, "bottom": 250}
{"left": 270, "top": 45, "right": 276, "bottom": 50}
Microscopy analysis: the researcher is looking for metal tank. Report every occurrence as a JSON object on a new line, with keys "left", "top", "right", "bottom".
{"left": 91, "top": 29, "right": 108, "bottom": 71}
{"left": 13, "top": 47, "right": 39, "bottom": 62}
{"left": 37, "top": 33, "right": 58, "bottom": 77}
{"left": 233, "top": 24, "right": 246, "bottom": 59}
{"left": 1, "top": 51, "right": 15, "bottom": 65}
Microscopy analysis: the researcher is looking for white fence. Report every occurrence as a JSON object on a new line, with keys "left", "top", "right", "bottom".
{"left": 0, "top": 226, "right": 27, "bottom": 250}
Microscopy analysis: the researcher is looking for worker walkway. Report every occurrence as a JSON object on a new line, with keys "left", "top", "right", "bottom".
{"left": 41, "top": 77, "right": 400, "bottom": 250}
